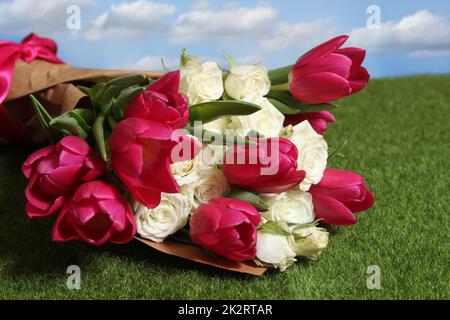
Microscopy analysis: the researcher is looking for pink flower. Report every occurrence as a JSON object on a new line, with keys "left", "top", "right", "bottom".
{"left": 125, "top": 71, "right": 189, "bottom": 129}
{"left": 190, "top": 198, "right": 260, "bottom": 262}
{"left": 309, "top": 169, "right": 375, "bottom": 225}
{"left": 22, "top": 136, "right": 105, "bottom": 218}
{"left": 284, "top": 111, "right": 336, "bottom": 134}
{"left": 52, "top": 180, "right": 136, "bottom": 245}
{"left": 109, "top": 117, "right": 198, "bottom": 209}
{"left": 289, "top": 35, "right": 370, "bottom": 104}
{"left": 222, "top": 137, "right": 306, "bottom": 193}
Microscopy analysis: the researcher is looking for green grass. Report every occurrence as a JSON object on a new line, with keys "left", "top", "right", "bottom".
{"left": 1, "top": 75, "right": 449, "bottom": 299}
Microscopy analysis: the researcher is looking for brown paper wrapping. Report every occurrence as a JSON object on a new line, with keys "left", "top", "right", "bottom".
{"left": 3, "top": 60, "right": 164, "bottom": 144}
{"left": 4, "top": 59, "right": 268, "bottom": 275}
{"left": 136, "top": 237, "right": 267, "bottom": 276}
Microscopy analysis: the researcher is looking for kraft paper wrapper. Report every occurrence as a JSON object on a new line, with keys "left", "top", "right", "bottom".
{"left": 135, "top": 237, "right": 267, "bottom": 276}
{"left": 2, "top": 60, "right": 165, "bottom": 144}
{"left": 6, "top": 60, "right": 165, "bottom": 102}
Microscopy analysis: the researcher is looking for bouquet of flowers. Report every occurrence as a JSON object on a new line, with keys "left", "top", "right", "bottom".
{"left": 17, "top": 34, "right": 374, "bottom": 274}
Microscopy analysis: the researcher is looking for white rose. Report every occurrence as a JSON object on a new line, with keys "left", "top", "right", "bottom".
{"left": 265, "top": 190, "right": 315, "bottom": 224}
{"left": 225, "top": 65, "right": 271, "bottom": 101}
{"left": 192, "top": 166, "right": 230, "bottom": 208}
{"left": 228, "top": 97, "right": 284, "bottom": 138}
{"left": 288, "top": 121, "right": 328, "bottom": 191}
{"left": 256, "top": 232, "right": 297, "bottom": 271}
{"left": 292, "top": 226, "right": 329, "bottom": 260}
{"left": 180, "top": 60, "right": 224, "bottom": 105}
{"left": 171, "top": 159, "right": 198, "bottom": 186}
{"left": 196, "top": 144, "right": 227, "bottom": 168}
{"left": 134, "top": 193, "right": 191, "bottom": 243}
{"left": 202, "top": 117, "right": 229, "bottom": 134}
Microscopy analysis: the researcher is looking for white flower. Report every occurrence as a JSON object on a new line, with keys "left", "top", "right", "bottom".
{"left": 228, "top": 97, "right": 284, "bottom": 138}
{"left": 265, "top": 190, "right": 315, "bottom": 224}
{"left": 225, "top": 65, "right": 271, "bottom": 101}
{"left": 256, "top": 232, "right": 297, "bottom": 271}
{"left": 134, "top": 193, "right": 191, "bottom": 243}
{"left": 180, "top": 60, "right": 224, "bottom": 105}
{"left": 196, "top": 144, "right": 227, "bottom": 168}
{"left": 288, "top": 121, "right": 328, "bottom": 191}
{"left": 171, "top": 159, "right": 198, "bottom": 186}
{"left": 202, "top": 117, "right": 229, "bottom": 134}
{"left": 192, "top": 166, "right": 230, "bottom": 208}
{"left": 292, "top": 226, "right": 329, "bottom": 260}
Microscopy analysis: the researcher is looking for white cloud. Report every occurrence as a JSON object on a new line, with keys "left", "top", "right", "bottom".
{"left": 85, "top": 0, "right": 175, "bottom": 41}
{"left": 258, "top": 19, "right": 333, "bottom": 52}
{"left": 169, "top": 4, "right": 279, "bottom": 43}
{"left": 0, "top": 0, "right": 95, "bottom": 35}
{"left": 118, "top": 56, "right": 178, "bottom": 71}
{"left": 348, "top": 10, "right": 450, "bottom": 58}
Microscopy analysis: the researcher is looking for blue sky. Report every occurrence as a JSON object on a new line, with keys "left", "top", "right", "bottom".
{"left": 1, "top": 0, "right": 450, "bottom": 77}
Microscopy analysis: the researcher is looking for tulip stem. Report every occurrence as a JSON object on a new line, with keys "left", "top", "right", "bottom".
{"left": 270, "top": 83, "right": 289, "bottom": 92}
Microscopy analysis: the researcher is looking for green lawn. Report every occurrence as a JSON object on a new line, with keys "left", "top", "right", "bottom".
{"left": 0, "top": 75, "right": 449, "bottom": 299}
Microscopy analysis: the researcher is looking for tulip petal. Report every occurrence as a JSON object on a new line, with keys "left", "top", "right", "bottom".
{"left": 334, "top": 47, "right": 366, "bottom": 69}
{"left": 313, "top": 195, "right": 357, "bottom": 226}
{"left": 290, "top": 72, "right": 351, "bottom": 104}
{"left": 148, "top": 71, "right": 180, "bottom": 93}
{"left": 59, "top": 136, "right": 90, "bottom": 155}
{"left": 295, "top": 35, "right": 349, "bottom": 67}
{"left": 297, "top": 53, "right": 352, "bottom": 79}
{"left": 22, "top": 145, "right": 54, "bottom": 178}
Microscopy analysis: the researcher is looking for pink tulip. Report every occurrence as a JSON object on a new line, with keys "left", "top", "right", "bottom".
{"left": 309, "top": 169, "right": 375, "bottom": 225}
{"left": 289, "top": 35, "right": 370, "bottom": 104}
{"left": 22, "top": 136, "right": 105, "bottom": 218}
{"left": 109, "top": 117, "right": 198, "bottom": 209}
{"left": 284, "top": 111, "right": 336, "bottom": 134}
{"left": 222, "top": 137, "right": 306, "bottom": 193}
{"left": 125, "top": 71, "right": 189, "bottom": 129}
{"left": 52, "top": 180, "right": 136, "bottom": 245}
{"left": 190, "top": 198, "right": 260, "bottom": 262}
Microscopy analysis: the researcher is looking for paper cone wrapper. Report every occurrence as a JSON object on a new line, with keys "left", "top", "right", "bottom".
{"left": 135, "top": 237, "right": 267, "bottom": 276}
{"left": 1, "top": 60, "right": 164, "bottom": 144}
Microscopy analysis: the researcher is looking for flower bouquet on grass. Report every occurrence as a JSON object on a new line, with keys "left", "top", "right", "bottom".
{"left": 17, "top": 35, "right": 374, "bottom": 274}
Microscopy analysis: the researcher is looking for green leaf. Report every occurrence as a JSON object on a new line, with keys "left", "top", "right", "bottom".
{"left": 161, "top": 57, "right": 170, "bottom": 72}
{"left": 100, "top": 84, "right": 128, "bottom": 113}
{"left": 267, "top": 91, "right": 338, "bottom": 114}
{"left": 105, "top": 74, "right": 147, "bottom": 87}
{"left": 291, "top": 221, "right": 319, "bottom": 235}
{"left": 297, "top": 103, "right": 339, "bottom": 113}
{"left": 186, "top": 126, "right": 255, "bottom": 146}
{"left": 49, "top": 109, "right": 94, "bottom": 139}
{"left": 268, "top": 98, "right": 302, "bottom": 115}
{"left": 226, "top": 189, "right": 269, "bottom": 211}
{"left": 189, "top": 100, "right": 261, "bottom": 123}
{"left": 112, "top": 85, "right": 145, "bottom": 120}
{"left": 269, "top": 65, "right": 292, "bottom": 85}
{"left": 93, "top": 112, "right": 109, "bottom": 161}
{"left": 258, "top": 221, "right": 291, "bottom": 236}
{"left": 30, "top": 95, "right": 56, "bottom": 142}
{"left": 223, "top": 51, "right": 237, "bottom": 69}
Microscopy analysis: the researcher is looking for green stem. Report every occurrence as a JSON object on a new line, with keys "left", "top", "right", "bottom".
{"left": 106, "top": 113, "right": 117, "bottom": 129}
{"left": 270, "top": 82, "right": 290, "bottom": 91}
{"left": 93, "top": 112, "right": 108, "bottom": 161}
